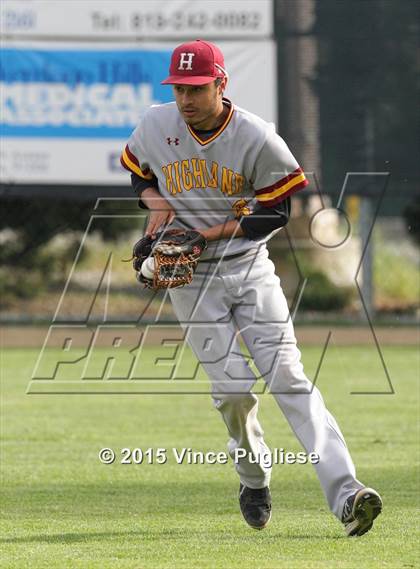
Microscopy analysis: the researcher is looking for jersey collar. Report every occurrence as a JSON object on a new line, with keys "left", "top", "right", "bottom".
{"left": 186, "top": 98, "right": 234, "bottom": 146}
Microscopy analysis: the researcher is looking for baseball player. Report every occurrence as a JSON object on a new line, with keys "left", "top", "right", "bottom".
{"left": 121, "top": 39, "right": 382, "bottom": 536}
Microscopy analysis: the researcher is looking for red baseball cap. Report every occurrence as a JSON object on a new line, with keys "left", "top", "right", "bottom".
{"left": 161, "top": 39, "right": 228, "bottom": 85}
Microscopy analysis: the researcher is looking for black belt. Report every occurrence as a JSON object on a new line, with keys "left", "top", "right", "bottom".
{"left": 200, "top": 250, "right": 250, "bottom": 263}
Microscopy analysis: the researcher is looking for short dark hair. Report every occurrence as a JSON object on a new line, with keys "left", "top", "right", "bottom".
{"left": 215, "top": 78, "right": 222, "bottom": 87}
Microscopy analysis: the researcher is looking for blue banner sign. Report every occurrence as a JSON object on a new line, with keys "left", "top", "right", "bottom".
{"left": 0, "top": 47, "right": 173, "bottom": 138}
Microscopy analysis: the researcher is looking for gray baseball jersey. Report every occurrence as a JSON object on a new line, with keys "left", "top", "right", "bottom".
{"left": 121, "top": 98, "right": 308, "bottom": 258}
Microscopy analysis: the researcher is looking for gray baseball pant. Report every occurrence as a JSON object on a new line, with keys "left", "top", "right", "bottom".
{"left": 169, "top": 246, "right": 363, "bottom": 519}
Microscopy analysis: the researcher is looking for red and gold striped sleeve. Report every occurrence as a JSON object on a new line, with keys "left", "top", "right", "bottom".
{"left": 120, "top": 144, "right": 154, "bottom": 180}
{"left": 255, "top": 167, "right": 308, "bottom": 207}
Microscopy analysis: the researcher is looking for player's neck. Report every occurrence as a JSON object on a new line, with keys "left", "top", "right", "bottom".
{"left": 189, "top": 100, "right": 229, "bottom": 131}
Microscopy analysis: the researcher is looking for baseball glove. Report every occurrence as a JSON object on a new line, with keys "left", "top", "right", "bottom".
{"left": 132, "top": 229, "right": 207, "bottom": 289}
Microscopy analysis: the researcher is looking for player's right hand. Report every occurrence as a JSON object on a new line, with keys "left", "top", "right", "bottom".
{"left": 141, "top": 189, "right": 175, "bottom": 238}
{"left": 145, "top": 207, "right": 175, "bottom": 238}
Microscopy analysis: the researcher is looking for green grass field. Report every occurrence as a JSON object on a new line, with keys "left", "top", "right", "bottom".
{"left": 1, "top": 344, "right": 419, "bottom": 568}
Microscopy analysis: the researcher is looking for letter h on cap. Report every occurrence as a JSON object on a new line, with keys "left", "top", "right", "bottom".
{"left": 178, "top": 52, "right": 195, "bottom": 70}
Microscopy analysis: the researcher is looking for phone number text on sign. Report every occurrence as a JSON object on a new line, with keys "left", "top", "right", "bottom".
{"left": 127, "top": 11, "right": 263, "bottom": 32}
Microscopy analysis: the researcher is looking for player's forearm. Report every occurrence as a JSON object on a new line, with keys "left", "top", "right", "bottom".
{"left": 140, "top": 187, "right": 169, "bottom": 209}
{"left": 199, "top": 220, "right": 244, "bottom": 242}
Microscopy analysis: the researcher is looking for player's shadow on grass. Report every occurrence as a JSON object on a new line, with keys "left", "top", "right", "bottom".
{"left": 2, "top": 479, "right": 346, "bottom": 544}
{"left": 0, "top": 529, "right": 345, "bottom": 545}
